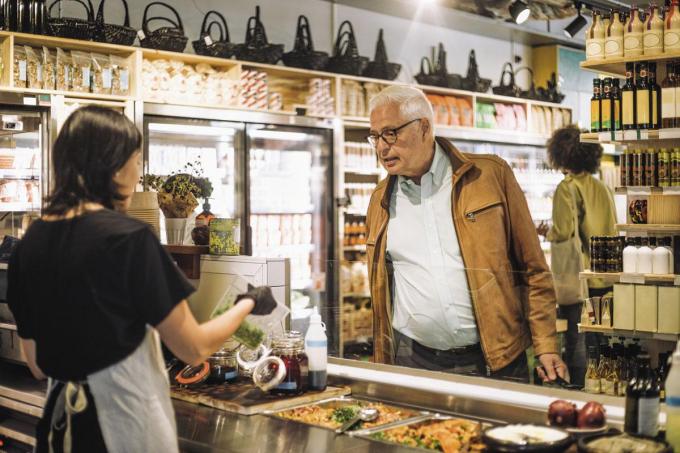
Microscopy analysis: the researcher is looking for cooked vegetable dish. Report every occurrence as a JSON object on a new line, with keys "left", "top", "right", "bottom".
{"left": 371, "top": 418, "right": 485, "bottom": 453}
{"left": 275, "top": 402, "right": 415, "bottom": 430}
{"left": 586, "top": 434, "right": 668, "bottom": 453}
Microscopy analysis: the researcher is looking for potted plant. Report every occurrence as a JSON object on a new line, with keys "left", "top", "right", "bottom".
{"left": 141, "top": 162, "right": 212, "bottom": 245}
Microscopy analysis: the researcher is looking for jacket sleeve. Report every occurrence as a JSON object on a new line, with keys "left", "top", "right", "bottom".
{"left": 500, "top": 160, "right": 558, "bottom": 357}
{"left": 547, "top": 181, "right": 574, "bottom": 243}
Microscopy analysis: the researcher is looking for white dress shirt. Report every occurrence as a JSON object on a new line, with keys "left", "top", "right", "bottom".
{"left": 387, "top": 142, "right": 479, "bottom": 350}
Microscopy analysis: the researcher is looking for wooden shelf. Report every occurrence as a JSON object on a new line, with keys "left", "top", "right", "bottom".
{"left": 616, "top": 223, "right": 680, "bottom": 233}
{"left": 615, "top": 186, "right": 680, "bottom": 195}
{"left": 343, "top": 244, "right": 367, "bottom": 252}
{"left": 581, "top": 128, "right": 680, "bottom": 144}
{"left": 3, "top": 30, "right": 136, "bottom": 55}
{"left": 0, "top": 86, "right": 133, "bottom": 102}
{"left": 580, "top": 270, "right": 679, "bottom": 285}
{"left": 164, "top": 245, "right": 209, "bottom": 280}
{"left": 580, "top": 50, "right": 680, "bottom": 77}
{"left": 578, "top": 324, "right": 680, "bottom": 342}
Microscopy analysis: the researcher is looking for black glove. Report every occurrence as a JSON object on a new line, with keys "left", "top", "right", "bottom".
{"left": 235, "top": 284, "right": 277, "bottom": 315}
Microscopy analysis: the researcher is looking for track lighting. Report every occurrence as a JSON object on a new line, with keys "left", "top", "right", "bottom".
{"left": 509, "top": 0, "right": 531, "bottom": 24}
{"left": 564, "top": 2, "right": 588, "bottom": 38}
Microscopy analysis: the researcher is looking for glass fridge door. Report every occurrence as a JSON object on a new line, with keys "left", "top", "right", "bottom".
{"left": 246, "top": 124, "right": 334, "bottom": 335}
{"left": 145, "top": 117, "right": 245, "bottom": 244}
{"left": 0, "top": 111, "right": 44, "bottom": 238}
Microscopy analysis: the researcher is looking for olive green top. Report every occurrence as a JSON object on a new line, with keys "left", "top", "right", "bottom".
{"left": 547, "top": 173, "right": 617, "bottom": 289}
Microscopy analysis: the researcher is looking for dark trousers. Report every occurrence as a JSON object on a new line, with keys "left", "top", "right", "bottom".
{"left": 558, "top": 286, "right": 609, "bottom": 388}
{"left": 394, "top": 330, "right": 530, "bottom": 383}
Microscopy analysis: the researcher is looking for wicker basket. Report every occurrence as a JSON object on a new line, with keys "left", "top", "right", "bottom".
{"left": 192, "top": 11, "right": 237, "bottom": 59}
{"left": 363, "top": 29, "right": 401, "bottom": 81}
{"left": 93, "top": 0, "right": 136, "bottom": 46}
{"left": 47, "top": 0, "right": 96, "bottom": 41}
{"left": 282, "top": 15, "right": 329, "bottom": 71}
{"left": 326, "top": 21, "right": 368, "bottom": 76}
{"left": 233, "top": 6, "right": 284, "bottom": 65}
{"left": 139, "top": 1, "right": 188, "bottom": 53}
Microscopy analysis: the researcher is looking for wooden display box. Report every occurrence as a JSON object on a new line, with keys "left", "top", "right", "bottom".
{"left": 165, "top": 245, "right": 209, "bottom": 280}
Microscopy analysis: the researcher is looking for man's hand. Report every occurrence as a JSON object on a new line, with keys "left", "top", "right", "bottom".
{"left": 536, "top": 353, "right": 569, "bottom": 382}
{"left": 536, "top": 221, "right": 550, "bottom": 238}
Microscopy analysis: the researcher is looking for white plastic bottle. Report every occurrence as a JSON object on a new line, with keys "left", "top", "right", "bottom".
{"left": 638, "top": 237, "right": 653, "bottom": 274}
{"left": 305, "top": 306, "right": 328, "bottom": 391}
{"left": 652, "top": 237, "right": 670, "bottom": 274}
{"left": 623, "top": 237, "right": 639, "bottom": 273}
{"left": 664, "top": 237, "right": 675, "bottom": 274}
{"left": 665, "top": 340, "right": 680, "bottom": 451}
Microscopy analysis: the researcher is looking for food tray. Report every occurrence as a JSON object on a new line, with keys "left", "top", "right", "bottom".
{"left": 266, "top": 397, "right": 426, "bottom": 432}
{"left": 356, "top": 414, "right": 491, "bottom": 452}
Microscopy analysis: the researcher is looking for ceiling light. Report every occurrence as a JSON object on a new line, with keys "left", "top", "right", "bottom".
{"left": 564, "top": 2, "right": 588, "bottom": 38}
{"left": 509, "top": 0, "right": 531, "bottom": 24}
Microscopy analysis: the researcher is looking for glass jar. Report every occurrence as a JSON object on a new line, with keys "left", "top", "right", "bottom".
{"left": 208, "top": 348, "right": 238, "bottom": 384}
{"left": 270, "top": 331, "right": 308, "bottom": 395}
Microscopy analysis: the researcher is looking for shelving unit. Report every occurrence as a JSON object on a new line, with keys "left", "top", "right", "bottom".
{"left": 616, "top": 224, "right": 680, "bottom": 234}
{"left": 578, "top": 324, "right": 680, "bottom": 342}
{"left": 579, "top": 270, "right": 680, "bottom": 285}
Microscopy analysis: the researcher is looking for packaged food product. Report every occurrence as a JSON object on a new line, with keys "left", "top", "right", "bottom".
{"left": 14, "top": 46, "right": 27, "bottom": 88}
{"left": 457, "top": 97, "right": 473, "bottom": 127}
{"left": 445, "top": 96, "right": 461, "bottom": 126}
{"left": 56, "top": 48, "right": 72, "bottom": 91}
{"left": 25, "top": 47, "right": 42, "bottom": 89}
{"left": 110, "top": 55, "right": 130, "bottom": 96}
{"left": 427, "top": 94, "right": 449, "bottom": 125}
{"left": 91, "top": 53, "right": 112, "bottom": 95}
{"left": 70, "top": 51, "right": 92, "bottom": 93}
{"left": 513, "top": 104, "right": 527, "bottom": 131}
{"left": 42, "top": 47, "right": 56, "bottom": 90}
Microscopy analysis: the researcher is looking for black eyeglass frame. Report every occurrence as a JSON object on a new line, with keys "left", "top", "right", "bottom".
{"left": 366, "top": 118, "right": 422, "bottom": 148}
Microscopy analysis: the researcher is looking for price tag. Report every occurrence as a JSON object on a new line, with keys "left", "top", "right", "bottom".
{"left": 598, "top": 132, "right": 612, "bottom": 143}
{"left": 658, "top": 128, "right": 680, "bottom": 140}
{"left": 137, "top": 29, "right": 146, "bottom": 41}
{"left": 623, "top": 130, "right": 638, "bottom": 141}
{"left": 22, "top": 96, "right": 36, "bottom": 106}
{"left": 204, "top": 35, "right": 213, "bottom": 46}
{"left": 615, "top": 131, "right": 624, "bottom": 141}
{"left": 621, "top": 273, "right": 645, "bottom": 284}
{"left": 638, "top": 130, "right": 649, "bottom": 140}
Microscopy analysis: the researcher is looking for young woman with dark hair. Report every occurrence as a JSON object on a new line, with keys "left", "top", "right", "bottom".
{"left": 7, "top": 106, "right": 277, "bottom": 452}
{"left": 537, "top": 125, "right": 617, "bottom": 387}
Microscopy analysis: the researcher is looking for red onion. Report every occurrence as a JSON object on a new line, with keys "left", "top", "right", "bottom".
{"left": 577, "top": 401, "right": 606, "bottom": 428}
{"left": 547, "top": 400, "right": 578, "bottom": 427}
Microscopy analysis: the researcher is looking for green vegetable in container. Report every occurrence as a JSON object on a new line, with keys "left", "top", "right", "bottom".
{"left": 234, "top": 321, "right": 266, "bottom": 350}
{"left": 331, "top": 406, "right": 360, "bottom": 423}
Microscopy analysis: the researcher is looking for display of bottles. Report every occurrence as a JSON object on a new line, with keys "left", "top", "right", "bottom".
{"left": 666, "top": 0, "right": 680, "bottom": 52}
{"left": 644, "top": 3, "right": 664, "bottom": 55}
{"left": 625, "top": 354, "right": 660, "bottom": 437}
{"left": 601, "top": 78, "right": 613, "bottom": 131}
{"left": 662, "top": 63, "right": 676, "bottom": 128}
{"left": 659, "top": 148, "right": 671, "bottom": 186}
{"left": 612, "top": 78, "right": 622, "bottom": 130}
{"left": 585, "top": 345, "right": 601, "bottom": 394}
{"left": 666, "top": 341, "right": 680, "bottom": 451}
{"left": 623, "top": 63, "right": 637, "bottom": 130}
{"left": 625, "top": 5, "right": 644, "bottom": 57}
{"left": 652, "top": 236, "right": 671, "bottom": 274}
{"left": 623, "top": 237, "right": 638, "bottom": 272}
{"left": 603, "top": 347, "right": 619, "bottom": 396}
{"left": 636, "top": 63, "right": 651, "bottom": 129}
{"left": 587, "top": 9, "right": 606, "bottom": 60}
{"left": 648, "top": 63, "right": 660, "bottom": 129}
{"left": 673, "top": 147, "right": 680, "bottom": 185}
{"left": 646, "top": 147, "right": 659, "bottom": 185}
{"left": 592, "top": 79, "right": 602, "bottom": 132}
{"left": 606, "top": 10, "right": 625, "bottom": 58}
{"left": 590, "top": 236, "right": 624, "bottom": 272}
{"left": 619, "top": 147, "right": 680, "bottom": 187}
{"left": 638, "top": 237, "right": 654, "bottom": 273}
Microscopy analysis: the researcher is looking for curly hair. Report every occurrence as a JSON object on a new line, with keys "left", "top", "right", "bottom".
{"left": 546, "top": 125, "right": 603, "bottom": 174}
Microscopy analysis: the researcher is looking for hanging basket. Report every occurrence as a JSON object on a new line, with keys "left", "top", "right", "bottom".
{"left": 47, "top": 0, "right": 96, "bottom": 41}
{"left": 93, "top": 0, "right": 136, "bottom": 45}
{"left": 282, "top": 15, "right": 329, "bottom": 71}
{"left": 363, "top": 29, "right": 401, "bottom": 81}
{"left": 461, "top": 50, "right": 491, "bottom": 93}
{"left": 139, "top": 1, "right": 188, "bottom": 53}
{"left": 233, "top": 6, "right": 284, "bottom": 65}
{"left": 192, "top": 10, "right": 237, "bottom": 58}
{"left": 326, "top": 20, "right": 368, "bottom": 76}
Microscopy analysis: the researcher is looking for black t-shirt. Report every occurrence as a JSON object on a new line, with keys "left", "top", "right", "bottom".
{"left": 7, "top": 209, "right": 195, "bottom": 381}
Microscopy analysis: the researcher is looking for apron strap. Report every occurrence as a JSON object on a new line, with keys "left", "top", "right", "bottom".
{"left": 48, "top": 382, "right": 89, "bottom": 453}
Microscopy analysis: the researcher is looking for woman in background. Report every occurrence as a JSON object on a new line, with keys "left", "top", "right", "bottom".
{"left": 538, "top": 125, "right": 616, "bottom": 386}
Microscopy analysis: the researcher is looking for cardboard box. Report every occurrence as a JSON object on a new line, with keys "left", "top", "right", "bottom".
{"left": 658, "top": 286, "right": 680, "bottom": 334}
{"left": 613, "top": 284, "right": 635, "bottom": 330}
{"left": 635, "top": 285, "right": 658, "bottom": 332}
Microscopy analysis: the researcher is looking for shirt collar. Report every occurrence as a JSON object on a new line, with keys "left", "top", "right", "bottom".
{"left": 398, "top": 141, "right": 449, "bottom": 191}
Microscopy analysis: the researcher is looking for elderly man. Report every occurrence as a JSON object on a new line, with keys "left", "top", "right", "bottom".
{"left": 365, "top": 85, "right": 566, "bottom": 382}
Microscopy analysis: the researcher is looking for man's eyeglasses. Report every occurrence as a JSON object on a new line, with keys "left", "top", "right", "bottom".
{"left": 366, "top": 118, "right": 422, "bottom": 148}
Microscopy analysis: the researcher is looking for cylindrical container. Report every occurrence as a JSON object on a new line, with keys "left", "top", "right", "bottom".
{"left": 208, "top": 348, "right": 239, "bottom": 384}
{"left": 305, "top": 307, "right": 328, "bottom": 391}
{"left": 270, "top": 331, "right": 308, "bottom": 395}
{"left": 638, "top": 237, "right": 653, "bottom": 274}
{"left": 623, "top": 237, "right": 638, "bottom": 273}
{"left": 165, "top": 218, "right": 187, "bottom": 245}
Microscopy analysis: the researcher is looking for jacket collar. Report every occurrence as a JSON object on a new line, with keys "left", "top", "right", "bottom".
{"left": 380, "top": 136, "right": 474, "bottom": 210}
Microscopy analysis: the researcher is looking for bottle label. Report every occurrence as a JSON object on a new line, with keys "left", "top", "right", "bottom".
{"left": 643, "top": 31, "right": 663, "bottom": 50}
{"left": 624, "top": 33, "right": 642, "bottom": 53}
{"left": 663, "top": 88, "right": 676, "bottom": 119}
{"left": 602, "top": 379, "right": 616, "bottom": 396}
{"left": 587, "top": 40, "right": 604, "bottom": 58}
{"left": 585, "top": 378, "right": 601, "bottom": 394}
{"left": 591, "top": 101, "right": 601, "bottom": 131}
{"left": 623, "top": 91, "right": 635, "bottom": 125}
{"left": 602, "top": 99, "right": 612, "bottom": 129}
{"left": 666, "top": 31, "right": 680, "bottom": 48}
{"left": 614, "top": 99, "right": 621, "bottom": 129}
{"left": 667, "top": 396, "right": 680, "bottom": 407}
{"left": 637, "top": 91, "right": 650, "bottom": 124}
{"left": 605, "top": 38, "right": 623, "bottom": 56}
{"left": 653, "top": 94, "right": 658, "bottom": 126}
{"left": 637, "top": 397, "right": 660, "bottom": 436}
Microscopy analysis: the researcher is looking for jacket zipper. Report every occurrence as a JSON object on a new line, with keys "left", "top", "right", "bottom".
{"left": 464, "top": 201, "right": 502, "bottom": 222}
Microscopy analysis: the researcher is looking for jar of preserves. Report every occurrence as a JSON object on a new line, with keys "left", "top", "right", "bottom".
{"left": 270, "top": 331, "right": 309, "bottom": 395}
{"left": 208, "top": 348, "right": 238, "bottom": 384}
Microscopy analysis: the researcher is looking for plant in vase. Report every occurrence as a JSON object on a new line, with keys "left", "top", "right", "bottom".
{"left": 141, "top": 161, "right": 212, "bottom": 245}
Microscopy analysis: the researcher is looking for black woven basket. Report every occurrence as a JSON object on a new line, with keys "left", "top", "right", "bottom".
{"left": 461, "top": 50, "right": 491, "bottom": 93}
{"left": 93, "top": 0, "right": 136, "bottom": 45}
{"left": 515, "top": 66, "right": 541, "bottom": 100}
{"left": 139, "top": 1, "right": 188, "bottom": 53}
{"left": 363, "top": 29, "right": 401, "bottom": 81}
{"left": 326, "top": 20, "right": 368, "bottom": 76}
{"left": 415, "top": 57, "right": 446, "bottom": 87}
{"left": 233, "top": 6, "right": 284, "bottom": 65}
{"left": 47, "top": 0, "right": 96, "bottom": 41}
{"left": 492, "top": 62, "right": 521, "bottom": 97}
{"left": 192, "top": 10, "right": 236, "bottom": 58}
{"left": 282, "top": 15, "right": 329, "bottom": 71}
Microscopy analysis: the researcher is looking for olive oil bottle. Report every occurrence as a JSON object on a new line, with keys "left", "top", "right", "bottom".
{"left": 623, "top": 63, "right": 637, "bottom": 130}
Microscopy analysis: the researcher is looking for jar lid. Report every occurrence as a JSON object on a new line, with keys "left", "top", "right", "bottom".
{"left": 272, "top": 331, "right": 304, "bottom": 350}
{"left": 175, "top": 362, "right": 210, "bottom": 386}
{"left": 236, "top": 344, "right": 270, "bottom": 371}
{"left": 211, "top": 347, "right": 237, "bottom": 359}
{"left": 252, "top": 356, "right": 286, "bottom": 392}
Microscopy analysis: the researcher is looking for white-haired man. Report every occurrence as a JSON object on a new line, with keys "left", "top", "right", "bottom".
{"left": 365, "top": 85, "right": 567, "bottom": 382}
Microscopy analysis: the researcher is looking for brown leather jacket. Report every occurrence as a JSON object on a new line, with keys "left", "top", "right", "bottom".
{"left": 365, "top": 137, "right": 558, "bottom": 371}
